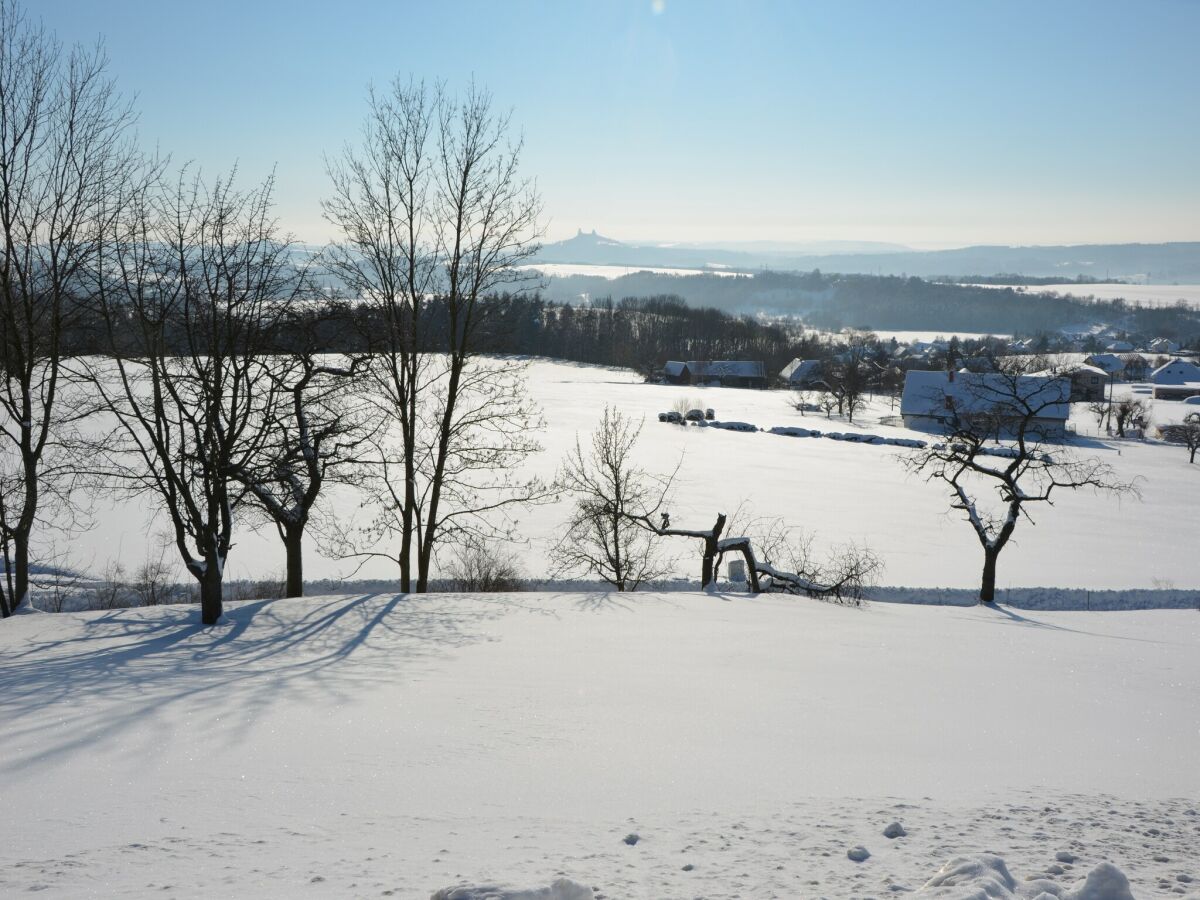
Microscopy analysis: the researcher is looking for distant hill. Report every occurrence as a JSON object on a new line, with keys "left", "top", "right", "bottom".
{"left": 535, "top": 231, "right": 1200, "bottom": 282}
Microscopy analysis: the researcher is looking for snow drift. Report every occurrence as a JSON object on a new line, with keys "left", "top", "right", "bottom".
{"left": 915, "top": 854, "right": 1139, "bottom": 900}
{"left": 431, "top": 879, "right": 594, "bottom": 900}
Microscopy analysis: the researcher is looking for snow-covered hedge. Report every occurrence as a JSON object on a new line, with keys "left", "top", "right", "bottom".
{"left": 769, "top": 425, "right": 822, "bottom": 438}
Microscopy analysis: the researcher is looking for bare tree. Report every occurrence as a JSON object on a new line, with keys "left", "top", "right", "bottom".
{"left": 905, "top": 370, "right": 1136, "bottom": 603}
{"left": 1161, "top": 412, "right": 1200, "bottom": 463}
{"left": 1086, "top": 399, "right": 1109, "bottom": 432}
{"left": 91, "top": 559, "right": 128, "bottom": 610}
{"left": 1113, "top": 397, "right": 1149, "bottom": 438}
{"left": 0, "top": 2, "right": 138, "bottom": 616}
{"left": 441, "top": 536, "right": 524, "bottom": 592}
{"left": 625, "top": 508, "right": 879, "bottom": 602}
{"left": 89, "top": 169, "right": 302, "bottom": 624}
{"left": 821, "top": 342, "right": 872, "bottom": 423}
{"left": 324, "top": 78, "right": 547, "bottom": 592}
{"left": 131, "top": 551, "right": 174, "bottom": 607}
{"left": 550, "top": 406, "right": 674, "bottom": 590}
{"left": 232, "top": 319, "right": 372, "bottom": 598}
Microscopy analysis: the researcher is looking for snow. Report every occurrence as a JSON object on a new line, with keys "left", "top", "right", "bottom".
{"left": 1, "top": 593, "right": 1198, "bottom": 897}
{"left": 967, "top": 282, "right": 1200, "bottom": 309}
{"left": 431, "top": 880, "right": 594, "bottom": 900}
{"left": 46, "top": 359, "right": 1200, "bottom": 593}
{"left": 913, "top": 854, "right": 1142, "bottom": 899}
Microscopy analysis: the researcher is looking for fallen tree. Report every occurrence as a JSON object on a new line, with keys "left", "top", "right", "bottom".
{"left": 628, "top": 510, "right": 881, "bottom": 603}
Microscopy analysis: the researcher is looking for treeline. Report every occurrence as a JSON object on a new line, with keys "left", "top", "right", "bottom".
{"left": 536, "top": 270, "right": 1200, "bottom": 340}
{"left": 57, "top": 291, "right": 815, "bottom": 380}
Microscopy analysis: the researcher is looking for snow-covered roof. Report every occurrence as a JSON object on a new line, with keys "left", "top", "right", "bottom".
{"left": 664, "top": 360, "right": 766, "bottom": 380}
{"left": 1105, "top": 340, "right": 1135, "bottom": 352}
{"left": 1051, "top": 363, "right": 1107, "bottom": 378}
{"left": 900, "top": 370, "right": 1070, "bottom": 421}
{"left": 780, "top": 358, "right": 821, "bottom": 381}
{"left": 1151, "top": 358, "right": 1200, "bottom": 385}
{"left": 1084, "top": 353, "right": 1124, "bottom": 374}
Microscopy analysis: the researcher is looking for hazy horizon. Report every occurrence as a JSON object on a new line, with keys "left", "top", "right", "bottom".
{"left": 35, "top": 0, "right": 1200, "bottom": 248}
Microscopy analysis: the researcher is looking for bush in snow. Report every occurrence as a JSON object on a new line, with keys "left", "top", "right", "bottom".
{"left": 442, "top": 537, "right": 526, "bottom": 592}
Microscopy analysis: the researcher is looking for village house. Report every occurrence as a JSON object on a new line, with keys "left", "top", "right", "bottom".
{"left": 1083, "top": 353, "right": 1125, "bottom": 379}
{"left": 1150, "top": 358, "right": 1200, "bottom": 400}
{"left": 900, "top": 369, "right": 1070, "bottom": 438}
{"left": 779, "top": 358, "right": 823, "bottom": 388}
{"left": 1148, "top": 337, "right": 1181, "bottom": 355}
{"left": 1118, "top": 352, "right": 1150, "bottom": 381}
{"left": 1056, "top": 363, "right": 1108, "bottom": 402}
{"left": 662, "top": 360, "right": 768, "bottom": 389}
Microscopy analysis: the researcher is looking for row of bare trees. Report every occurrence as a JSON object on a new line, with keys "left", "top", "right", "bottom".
{"left": 0, "top": 1, "right": 546, "bottom": 623}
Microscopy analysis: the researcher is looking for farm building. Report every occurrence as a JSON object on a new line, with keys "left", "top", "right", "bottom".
{"left": 779, "top": 358, "right": 823, "bottom": 387}
{"left": 900, "top": 369, "right": 1070, "bottom": 438}
{"left": 662, "top": 360, "right": 768, "bottom": 389}
{"left": 1118, "top": 353, "right": 1151, "bottom": 381}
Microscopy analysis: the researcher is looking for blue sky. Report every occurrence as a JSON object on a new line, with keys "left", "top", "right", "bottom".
{"left": 36, "top": 0, "right": 1200, "bottom": 248}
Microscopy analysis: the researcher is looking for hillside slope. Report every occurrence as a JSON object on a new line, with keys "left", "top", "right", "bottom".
{"left": 2, "top": 594, "right": 1197, "bottom": 896}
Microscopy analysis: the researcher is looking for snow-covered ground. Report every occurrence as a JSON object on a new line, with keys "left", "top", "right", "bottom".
{"left": 53, "top": 359, "right": 1200, "bottom": 594}
{"left": 2, "top": 593, "right": 1197, "bottom": 897}
{"left": 966, "top": 283, "right": 1200, "bottom": 309}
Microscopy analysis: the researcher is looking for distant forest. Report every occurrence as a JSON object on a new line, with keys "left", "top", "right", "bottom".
{"left": 536, "top": 270, "right": 1200, "bottom": 339}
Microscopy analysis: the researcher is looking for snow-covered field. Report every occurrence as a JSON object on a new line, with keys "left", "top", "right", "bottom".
{"left": 55, "top": 359, "right": 1200, "bottom": 594}
{"left": 520, "top": 263, "right": 744, "bottom": 279}
{"left": 2, "top": 592, "right": 1197, "bottom": 897}
{"left": 966, "top": 283, "right": 1200, "bottom": 309}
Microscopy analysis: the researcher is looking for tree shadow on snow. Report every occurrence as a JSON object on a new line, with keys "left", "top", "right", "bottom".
{"left": 0, "top": 593, "right": 517, "bottom": 772}
{"left": 971, "top": 603, "right": 1169, "bottom": 645}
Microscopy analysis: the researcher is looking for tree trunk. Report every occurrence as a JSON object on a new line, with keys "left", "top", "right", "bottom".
{"left": 14, "top": 529, "right": 29, "bottom": 611}
{"left": 980, "top": 547, "right": 999, "bottom": 604}
{"left": 199, "top": 559, "right": 223, "bottom": 625}
{"left": 699, "top": 514, "right": 727, "bottom": 588}
{"left": 283, "top": 525, "right": 304, "bottom": 598}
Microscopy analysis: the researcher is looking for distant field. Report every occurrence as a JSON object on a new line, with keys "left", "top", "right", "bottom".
{"left": 61, "top": 359, "right": 1200, "bottom": 593}
{"left": 521, "top": 262, "right": 743, "bottom": 279}
{"left": 968, "top": 282, "right": 1200, "bottom": 308}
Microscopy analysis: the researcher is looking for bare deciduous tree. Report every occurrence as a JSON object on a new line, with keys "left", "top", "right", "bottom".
{"left": 233, "top": 318, "right": 372, "bottom": 598}
{"left": 89, "top": 169, "right": 302, "bottom": 624}
{"left": 441, "top": 536, "right": 524, "bottom": 592}
{"left": 550, "top": 406, "right": 674, "bottom": 591}
{"left": 623, "top": 507, "right": 879, "bottom": 602}
{"left": 1160, "top": 412, "right": 1200, "bottom": 463}
{"left": 324, "top": 78, "right": 547, "bottom": 592}
{"left": 1113, "top": 397, "right": 1149, "bottom": 438}
{"left": 0, "top": 2, "right": 138, "bottom": 616}
{"left": 905, "top": 371, "right": 1137, "bottom": 603}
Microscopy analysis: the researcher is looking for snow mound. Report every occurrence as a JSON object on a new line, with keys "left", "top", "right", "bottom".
{"left": 431, "top": 879, "right": 594, "bottom": 900}
{"left": 915, "top": 855, "right": 1135, "bottom": 900}
{"left": 916, "top": 854, "right": 1016, "bottom": 897}
{"left": 769, "top": 425, "right": 821, "bottom": 437}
